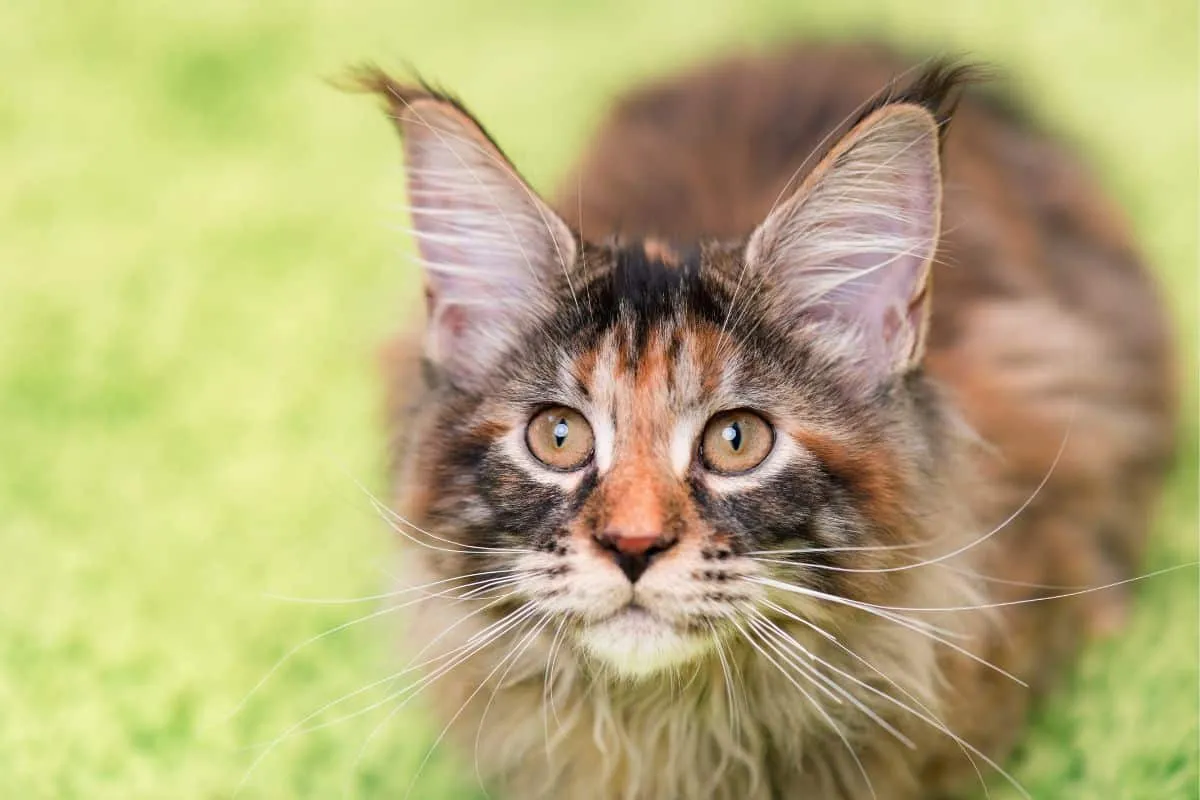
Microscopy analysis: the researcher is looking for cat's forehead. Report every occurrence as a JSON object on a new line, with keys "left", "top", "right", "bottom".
{"left": 569, "top": 240, "right": 731, "bottom": 390}
{"left": 605, "top": 238, "right": 703, "bottom": 294}
{"left": 545, "top": 238, "right": 764, "bottom": 418}
{"left": 571, "top": 308, "right": 729, "bottom": 409}
{"left": 575, "top": 236, "right": 741, "bottom": 300}
{"left": 566, "top": 309, "right": 730, "bottom": 474}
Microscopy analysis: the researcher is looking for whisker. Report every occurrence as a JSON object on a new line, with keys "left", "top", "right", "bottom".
{"left": 541, "top": 616, "right": 569, "bottom": 759}
{"left": 227, "top": 577, "right": 513, "bottom": 725}
{"left": 311, "top": 598, "right": 539, "bottom": 741}
{"left": 473, "top": 614, "right": 553, "bottom": 790}
{"left": 368, "top": 494, "right": 533, "bottom": 556}
{"left": 751, "top": 575, "right": 965, "bottom": 639}
{"left": 760, "top": 599, "right": 990, "bottom": 798}
{"left": 401, "top": 614, "right": 552, "bottom": 799}
{"left": 933, "top": 562, "right": 1091, "bottom": 591}
{"left": 336, "top": 467, "right": 531, "bottom": 557}
{"left": 744, "top": 539, "right": 942, "bottom": 557}
{"left": 709, "top": 623, "right": 740, "bottom": 739}
{"left": 750, "top": 554, "right": 1094, "bottom": 592}
{"left": 732, "top": 618, "right": 878, "bottom": 800}
{"left": 859, "top": 563, "right": 1196, "bottom": 614}
{"left": 339, "top": 605, "right": 542, "bottom": 797}
{"left": 262, "top": 568, "right": 519, "bottom": 605}
{"left": 813, "top": 406, "right": 1075, "bottom": 576}
{"left": 747, "top": 576, "right": 1026, "bottom": 687}
{"left": 730, "top": 619, "right": 837, "bottom": 730}
{"left": 747, "top": 609, "right": 915, "bottom": 749}
{"left": 234, "top": 598, "right": 534, "bottom": 794}
{"left": 744, "top": 615, "right": 844, "bottom": 707}
{"left": 816, "top": 656, "right": 1014, "bottom": 797}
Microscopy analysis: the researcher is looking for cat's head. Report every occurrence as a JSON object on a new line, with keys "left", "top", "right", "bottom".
{"left": 365, "top": 67, "right": 970, "bottom": 678}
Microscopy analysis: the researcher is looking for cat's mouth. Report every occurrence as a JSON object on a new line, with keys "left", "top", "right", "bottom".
{"left": 575, "top": 602, "right": 712, "bottom": 677}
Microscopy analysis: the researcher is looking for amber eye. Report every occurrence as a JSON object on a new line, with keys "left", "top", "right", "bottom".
{"left": 700, "top": 410, "right": 774, "bottom": 474}
{"left": 526, "top": 406, "right": 594, "bottom": 471}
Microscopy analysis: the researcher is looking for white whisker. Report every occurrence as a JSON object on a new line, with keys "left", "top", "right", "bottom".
{"left": 236, "top": 598, "right": 536, "bottom": 795}
{"left": 732, "top": 618, "right": 877, "bottom": 800}
{"left": 748, "top": 609, "right": 916, "bottom": 749}
{"left": 364, "top": 493, "right": 532, "bottom": 556}
{"left": 227, "top": 577, "right": 515, "bottom": 727}
{"left": 402, "top": 614, "right": 552, "bottom": 799}
{"left": 862, "top": 563, "right": 1196, "bottom": 614}
{"left": 745, "top": 539, "right": 942, "bottom": 557}
{"left": 262, "top": 568, "right": 518, "bottom": 605}
{"left": 774, "top": 405, "right": 1075, "bottom": 576}
{"left": 541, "top": 616, "right": 569, "bottom": 753}
{"left": 761, "top": 599, "right": 991, "bottom": 798}
{"left": 747, "top": 576, "right": 1026, "bottom": 686}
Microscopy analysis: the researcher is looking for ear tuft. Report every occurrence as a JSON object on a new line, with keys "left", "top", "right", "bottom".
{"left": 849, "top": 58, "right": 983, "bottom": 149}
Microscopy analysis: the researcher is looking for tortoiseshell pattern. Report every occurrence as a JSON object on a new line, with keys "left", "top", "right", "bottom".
{"left": 367, "top": 43, "right": 1175, "bottom": 799}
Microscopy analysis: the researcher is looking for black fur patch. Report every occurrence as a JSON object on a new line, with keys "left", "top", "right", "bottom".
{"left": 851, "top": 59, "right": 986, "bottom": 149}
{"left": 547, "top": 244, "right": 731, "bottom": 358}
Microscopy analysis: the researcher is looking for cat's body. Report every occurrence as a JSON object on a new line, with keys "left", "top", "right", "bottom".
{"left": 371, "top": 44, "right": 1175, "bottom": 799}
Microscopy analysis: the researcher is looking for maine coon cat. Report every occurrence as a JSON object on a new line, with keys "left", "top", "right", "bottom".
{"left": 362, "top": 44, "right": 1176, "bottom": 799}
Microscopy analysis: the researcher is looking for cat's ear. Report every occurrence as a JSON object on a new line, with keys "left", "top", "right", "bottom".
{"left": 747, "top": 102, "right": 943, "bottom": 380}
{"left": 362, "top": 71, "right": 576, "bottom": 390}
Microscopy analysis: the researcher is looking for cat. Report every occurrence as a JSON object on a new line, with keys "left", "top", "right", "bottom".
{"left": 360, "top": 43, "right": 1176, "bottom": 799}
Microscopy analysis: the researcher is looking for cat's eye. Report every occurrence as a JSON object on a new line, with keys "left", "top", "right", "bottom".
{"left": 526, "top": 406, "right": 594, "bottom": 471}
{"left": 700, "top": 410, "right": 774, "bottom": 474}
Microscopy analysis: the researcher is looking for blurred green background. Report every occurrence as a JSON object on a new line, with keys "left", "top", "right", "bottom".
{"left": 1, "top": 1, "right": 1196, "bottom": 797}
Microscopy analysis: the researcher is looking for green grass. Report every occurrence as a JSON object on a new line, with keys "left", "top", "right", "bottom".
{"left": 0, "top": 1, "right": 1195, "bottom": 797}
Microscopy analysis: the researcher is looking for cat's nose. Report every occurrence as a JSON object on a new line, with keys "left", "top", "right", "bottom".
{"left": 593, "top": 530, "right": 678, "bottom": 583}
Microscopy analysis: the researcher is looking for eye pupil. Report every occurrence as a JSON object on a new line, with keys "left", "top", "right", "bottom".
{"left": 722, "top": 422, "right": 742, "bottom": 451}
{"left": 553, "top": 420, "right": 569, "bottom": 447}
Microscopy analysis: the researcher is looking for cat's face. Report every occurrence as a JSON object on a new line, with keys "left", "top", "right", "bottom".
{"left": 415, "top": 243, "right": 937, "bottom": 676}
{"left": 369, "top": 72, "right": 950, "bottom": 678}
{"left": 510, "top": 284, "right": 788, "bottom": 676}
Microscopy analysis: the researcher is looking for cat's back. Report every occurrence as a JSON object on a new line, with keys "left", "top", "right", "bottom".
{"left": 558, "top": 41, "right": 1175, "bottom": 632}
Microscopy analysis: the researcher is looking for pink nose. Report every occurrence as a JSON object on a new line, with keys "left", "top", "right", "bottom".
{"left": 607, "top": 533, "right": 660, "bottom": 555}
{"left": 593, "top": 530, "right": 678, "bottom": 583}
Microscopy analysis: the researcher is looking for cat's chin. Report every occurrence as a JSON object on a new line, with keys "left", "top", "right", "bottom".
{"left": 576, "top": 606, "right": 711, "bottom": 678}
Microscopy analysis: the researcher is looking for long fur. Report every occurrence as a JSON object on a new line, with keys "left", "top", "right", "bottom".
{"left": 370, "top": 43, "right": 1176, "bottom": 799}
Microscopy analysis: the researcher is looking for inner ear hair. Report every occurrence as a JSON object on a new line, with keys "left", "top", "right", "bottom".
{"left": 746, "top": 67, "right": 963, "bottom": 380}
{"left": 352, "top": 65, "right": 578, "bottom": 391}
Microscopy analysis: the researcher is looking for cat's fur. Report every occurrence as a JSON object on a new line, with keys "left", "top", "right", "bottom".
{"left": 364, "top": 43, "right": 1175, "bottom": 799}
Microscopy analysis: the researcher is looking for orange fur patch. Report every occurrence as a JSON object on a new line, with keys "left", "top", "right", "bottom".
{"left": 790, "top": 425, "right": 908, "bottom": 542}
{"left": 642, "top": 237, "right": 681, "bottom": 267}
